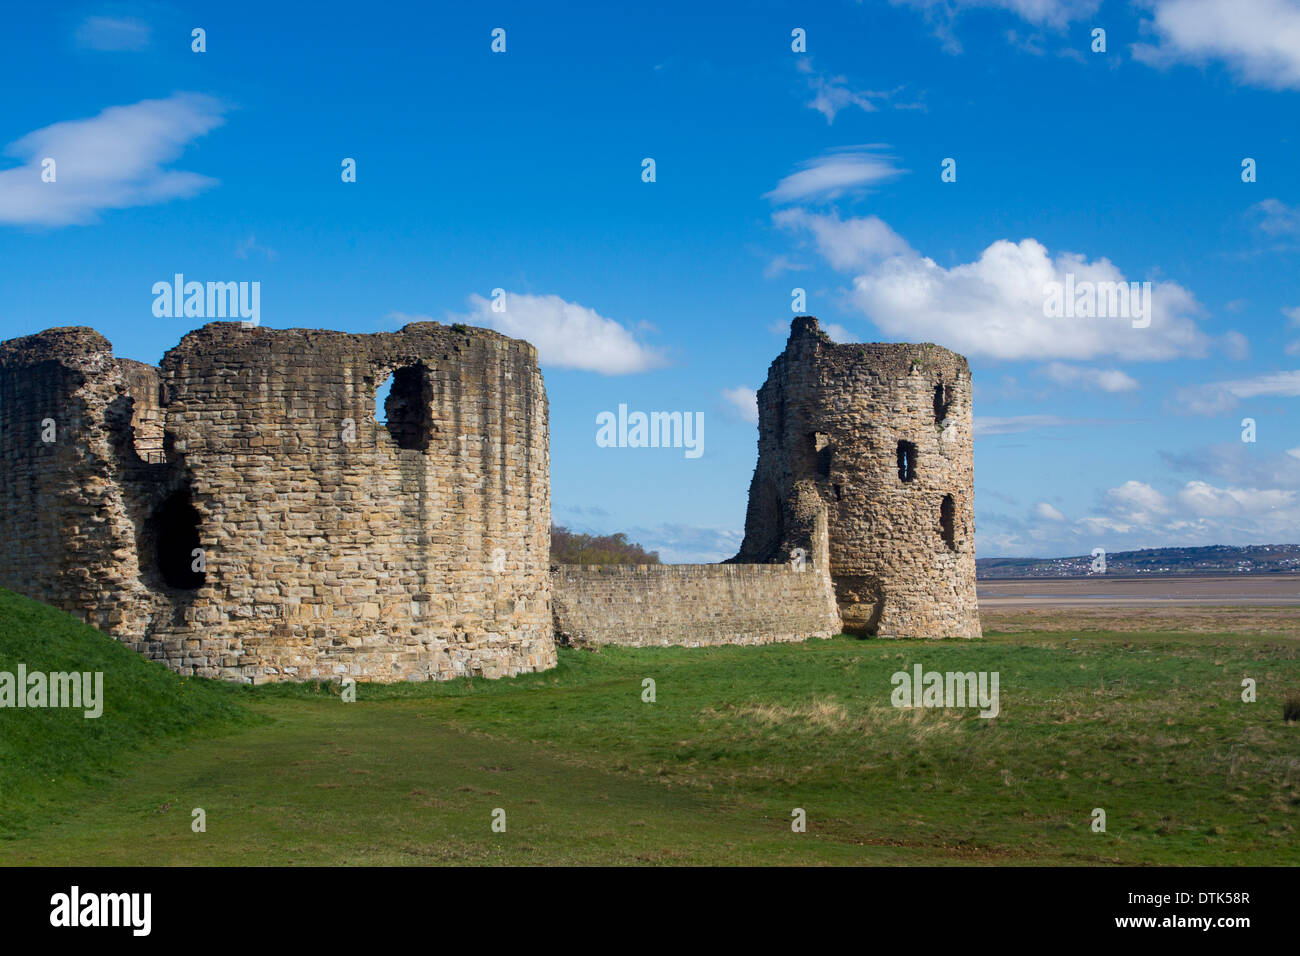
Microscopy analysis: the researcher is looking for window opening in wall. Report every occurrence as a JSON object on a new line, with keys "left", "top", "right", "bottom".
{"left": 940, "top": 494, "right": 956, "bottom": 550}
{"left": 897, "top": 440, "right": 918, "bottom": 482}
{"left": 377, "top": 364, "right": 433, "bottom": 451}
{"left": 933, "top": 383, "right": 953, "bottom": 424}
{"left": 129, "top": 397, "right": 165, "bottom": 463}
{"left": 373, "top": 376, "right": 392, "bottom": 423}
{"left": 811, "top": 431, "right": 833, "bottom": 479}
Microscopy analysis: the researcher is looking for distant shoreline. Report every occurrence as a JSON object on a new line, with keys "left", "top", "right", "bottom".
{"left": 977, "top": 570, "right": 1300, "bottom": 582}
{"left": 976, "top": 545, "right": 1300, "bottom": 581}
{"left": 977, "top": 573, "right": 1300, "bottom": 608}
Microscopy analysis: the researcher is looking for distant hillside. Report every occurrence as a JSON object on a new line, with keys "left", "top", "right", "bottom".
{"left": 977, "top": 544, "right": 1300, "bottom": 579}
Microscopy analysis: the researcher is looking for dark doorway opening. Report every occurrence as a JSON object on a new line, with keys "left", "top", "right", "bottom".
{"left": 152, "top": 491, "right": 206, "bottom": 590}
{"left": 897, "top": 440, "right": 918, "bottom": 482}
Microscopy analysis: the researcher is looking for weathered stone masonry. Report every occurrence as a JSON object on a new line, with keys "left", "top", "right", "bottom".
{"left": 0, "top": 314, "right": 979, "bottom": 682}
{"left": 552, "top": 555, "right": 841, "bottom": 649}
{"left": 0, "top": 321, "right": 554, "bottom": 682}
{"left": 731, "top": 317, "right": 981, "bottom": 638}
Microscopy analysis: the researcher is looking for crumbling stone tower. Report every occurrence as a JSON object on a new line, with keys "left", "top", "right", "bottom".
{"left": 731, "top": 317, "right": 980, "bottom": 638}
{"left": 0, "top": 321, "right": 555, "bottom": 682}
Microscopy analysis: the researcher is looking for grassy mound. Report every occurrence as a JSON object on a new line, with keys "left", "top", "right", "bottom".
{"left": 0, "top": 588, "right": 252, "bottom": 837}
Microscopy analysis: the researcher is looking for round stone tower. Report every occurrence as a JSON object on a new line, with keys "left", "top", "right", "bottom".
{"left": 0, "top": 320, "right": 557, "bottom": 682}
{"left": 731, "top": 316, "right": 981, "bottom": 638}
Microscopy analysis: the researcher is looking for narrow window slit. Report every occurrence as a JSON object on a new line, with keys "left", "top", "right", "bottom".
{"left": 897, "top": 440, "right": 917, "bottom": 482}
{"left": 940, "top": 494, "right": 956, "bottom": 550}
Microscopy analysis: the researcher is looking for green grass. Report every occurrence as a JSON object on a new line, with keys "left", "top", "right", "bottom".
{"left": 0, "top": 589, "right": 253, "bottom": 837}
{"left": 1, "top": 588, "right": 1297, "bottom": 864}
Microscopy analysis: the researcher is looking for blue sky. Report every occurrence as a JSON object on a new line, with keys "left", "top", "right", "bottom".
{"left": 2, "top": 0, "right": 1299, "bottom": 560}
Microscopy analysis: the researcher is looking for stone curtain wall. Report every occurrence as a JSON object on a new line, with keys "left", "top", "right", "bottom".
{"left": 0, "top": 320, "right": 555, "bottom": 683}
{"left": 732, "top": 317, "right": 982, "bottom": 638}
{"left": 552, "top": 563, "right": 842, "bottom": 647}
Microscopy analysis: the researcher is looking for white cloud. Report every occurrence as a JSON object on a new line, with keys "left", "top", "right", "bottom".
{"left": 852, "top": 240, "right": 1205, "bottom": 360}
{"left": 973, "top": 414, "right": 1124, "bottom": 435}
{"left": 893, "top": 0, "right": 1100, "bottom": 52}
{"left": 1281, "top": 307, "right": 1300, "bottom": 356}
{"left": 1034, "top": 502, "right": 1066, "bottom": 521}
{"left": 1162, "top": 442, "right": 1300, "bottom": 490}
{"left": 957, "top": 0, "right": 1099, "bottom": 27}
{"left": 1221, "top": 330, "right": 1250, "bottom": 360}
{"left": 773, "top": 207, "right": 911, "bottom": 269}
{"left": 823, "top": 322, "right": 860, "bottom": 343}
{"left": 765, "top": 147, "right": 904, "bottom": 204}
{"left": 1106, "top": 480, "right": 1173, "bottom": 519}
{"left": 1040, "top": 362, "right": 1140, "bottom": 392}
{"left": 0, "top": 93, "right": 227, "bottom": 227}
{"left": 453, "top": 292, "right": 666, "bottom": 375}
{"left": 800, "top": 66, "right": 879, "bottom": 123}
{"left": 763, "top": 255, "right": 809, "bottom": 279}
{"left": 780, "top": 209, "right": 1210, "bottom": 361}
{"left": 1132, "top": 0, "right": 1300, "bottom": 90}
{"left": 1077, "top": 515, "right": 1136, "bottom": 535}
{"left": 721, "top": 386, "right": 759, "bottom": 424}
{"left": 1175, "top": 370, "right": 1300, "bottom": 414}
{"left": 235, "top": 235, "right": 277, "bottom": 261}
{"left": 75, "top": 16, "right": 151, "bottom": 51}
{"left": 1069, "top": 473, "right": 1300, "bottom": 547}
{"left": 1251, "top": 198, "right": 1300, "bottom": 235}
{"left": 795, "top": 60, "right": 924, "bottom": 123}
{"left": 1176, "top": 480, "right": 1294, "bottom": 517}
{"left": 627, "top": 523, "right": 744, "bottom": 564}
{"left": 1004, "top": 28, "right": 1048, "bottom": 56}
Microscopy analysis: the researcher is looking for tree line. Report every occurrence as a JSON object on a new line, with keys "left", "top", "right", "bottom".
{"left": 550, "top": 525, "right": 661, "bottom": 565}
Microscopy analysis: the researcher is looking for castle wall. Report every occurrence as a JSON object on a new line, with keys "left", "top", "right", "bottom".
{"left": 0, "top": 321, "right": 555, "bottom": 683}
{"left": 551, "top": 562, "right": 841, "bottom": 648}
{"left": 1, "top": 314, "right": 981, "bottom": 681}
{"left": 732, "top": 317, "right": 981, "bottom": 638}
{"left": 0, "top": 329, "right": 154, "bottom": 630}
{"left": 117, "top": 359, "right": 165, "bottom": 461}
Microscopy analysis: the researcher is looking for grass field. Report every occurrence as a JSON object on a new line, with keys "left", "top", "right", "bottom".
{"left": 1, "top": 588, "right": 1297, "bottom": 865}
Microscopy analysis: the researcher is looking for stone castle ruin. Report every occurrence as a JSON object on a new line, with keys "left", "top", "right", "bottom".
{"left": 730, "top": 316, "right": 981, "bottom": 638}
{"left": 0, "top": 316, "right": 978, "bottom": 683}
{"left": 0, "top": 322, "right": 553, "bottom": 682}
